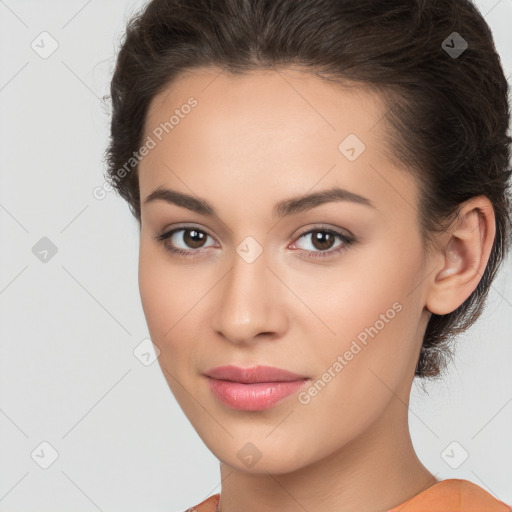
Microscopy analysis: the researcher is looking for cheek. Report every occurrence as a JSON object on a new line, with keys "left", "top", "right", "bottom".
{"left": 138, "top": 240, "right": 189, "bottom": 345}
{"left": 304, "top": 241, "right": 423, "bottom": 378}
{"left": 137, "top": 243, "right": 197, "bottom": 396}
{"left": 137, "top": 239, "right": 216, "bottom": 371}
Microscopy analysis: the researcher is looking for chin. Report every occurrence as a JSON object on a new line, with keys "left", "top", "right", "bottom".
{"left": 209, "top": 438, "right": 315, "bottom": 475}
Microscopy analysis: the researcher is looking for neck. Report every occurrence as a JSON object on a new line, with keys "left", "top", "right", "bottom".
{"left": 216, "top": 396, "right": 438, "bottom": 512}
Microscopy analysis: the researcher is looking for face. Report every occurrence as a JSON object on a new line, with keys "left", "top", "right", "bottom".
{"left": 137, "top": 66, "right": 433, "bottom": 474}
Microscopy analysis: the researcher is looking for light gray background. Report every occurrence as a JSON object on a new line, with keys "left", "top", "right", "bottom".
{"left": 0, "top": 1, "right": 511, "bottom": 511}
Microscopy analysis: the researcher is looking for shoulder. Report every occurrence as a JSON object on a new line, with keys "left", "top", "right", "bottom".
{"left": 389, "top": 478, "right": 512, "bottom": 511}
{"left": 184, "top": 493, "right": 220, "bottom": 512}
{"left": 182, "top": 483, "right": 511, "bottom": 512}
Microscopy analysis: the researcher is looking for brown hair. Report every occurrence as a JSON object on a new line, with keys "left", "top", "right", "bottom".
{"left": 104, "top": 0, "right": 512, "bottom": 378}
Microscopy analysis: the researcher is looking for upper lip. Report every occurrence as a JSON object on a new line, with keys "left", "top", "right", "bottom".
{"left": 203, "top": 365, "right": 309, "bottom": 383}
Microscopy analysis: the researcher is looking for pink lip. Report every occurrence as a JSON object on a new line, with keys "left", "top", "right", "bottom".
{"left": 203, "top": 365, "right": 310, "bottom": 411}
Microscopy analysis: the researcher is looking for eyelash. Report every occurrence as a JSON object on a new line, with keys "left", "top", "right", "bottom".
{"left": 154, "top": 225, "right": 355, "bottom": 260}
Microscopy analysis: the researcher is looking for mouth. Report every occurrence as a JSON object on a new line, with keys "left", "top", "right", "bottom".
{"left": 203, "top": 365, "right": 310, "bottom": 411}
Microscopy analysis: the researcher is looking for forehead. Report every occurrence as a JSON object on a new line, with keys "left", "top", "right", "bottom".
{"left": 141, "top": 66, "right": 392, "bottom": 173}
{"left": 139, "top": 66, "right": 418, "bottom": 222}
{"left": 144, "top": 66, "right": 388, "bottom": 140}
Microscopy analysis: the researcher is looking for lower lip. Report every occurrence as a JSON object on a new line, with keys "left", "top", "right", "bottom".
{"left": 206, "top": 377, "right": 309, "bottom": 411}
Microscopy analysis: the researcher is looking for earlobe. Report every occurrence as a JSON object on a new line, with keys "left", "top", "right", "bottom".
{"left": 425, "top": 196, "right": 496, "bottom": 316}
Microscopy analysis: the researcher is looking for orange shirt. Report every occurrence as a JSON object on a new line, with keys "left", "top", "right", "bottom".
{"left": 185, "top": 479, "right": 512, "bottom": 512}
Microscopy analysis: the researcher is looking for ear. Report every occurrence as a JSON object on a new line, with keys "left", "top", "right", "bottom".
{"left": 425, "top": 195, "right": 496, "bottom": 315}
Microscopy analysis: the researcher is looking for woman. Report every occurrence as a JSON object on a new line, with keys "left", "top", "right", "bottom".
{"left": 104, "top": 0, "right": 512, "bottom": 510}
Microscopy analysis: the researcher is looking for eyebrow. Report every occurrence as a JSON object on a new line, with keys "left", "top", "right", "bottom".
{"left": 143, "top": 186, "right": 375, "bottom": 219}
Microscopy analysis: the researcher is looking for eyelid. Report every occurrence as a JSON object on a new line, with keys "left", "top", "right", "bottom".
{"left": 293, "top": 223, "right": 354, "bottom": 240}
{"left": 156, "top": 224, "right": 218, "bottom": 248}
{"left": 157, "top": 223, "right": 216, "bottom": 241}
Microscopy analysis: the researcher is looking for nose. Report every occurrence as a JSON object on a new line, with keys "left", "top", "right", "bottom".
{"left": 211, "top": 246, "right": 288, "bottom": 345}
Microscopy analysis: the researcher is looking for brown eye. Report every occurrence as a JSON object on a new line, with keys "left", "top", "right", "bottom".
{"left": 310, "top": 230, "right": 337, "bottom": 251}
{"left": 182, "top": 229, "right": 207, "bottom": 249}
{"left": 155, "top": 226, "right": 216, "bottom": 257}
{"left": 292, "top": 228, "right": 354, "bottom": 259}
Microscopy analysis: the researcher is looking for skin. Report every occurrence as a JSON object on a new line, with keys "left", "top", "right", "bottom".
{"left": 136, "top": 66, "right": 495, "bottom": 512}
